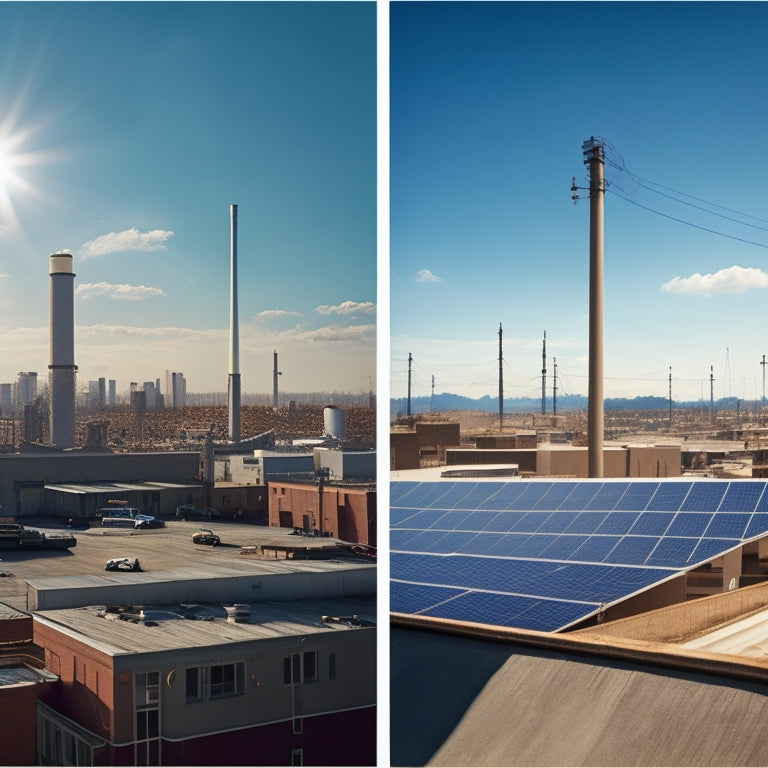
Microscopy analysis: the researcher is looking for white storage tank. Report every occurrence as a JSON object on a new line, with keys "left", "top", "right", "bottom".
{"left": 323, "top": 404, "right": 345, "bottom": 439}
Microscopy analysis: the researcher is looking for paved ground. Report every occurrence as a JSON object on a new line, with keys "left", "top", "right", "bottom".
{"left": 0, "top": 520, "right": 348, "bottom": 612}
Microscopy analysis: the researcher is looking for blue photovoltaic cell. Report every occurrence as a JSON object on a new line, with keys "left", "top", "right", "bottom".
{"left": 680, "top": 483, "right": 726, "bottom": 512}
{"left": 428, "top": 509, "right": 472, "bottom": 531}
{"left": 564, "top": 511, "right": 609, "bottom": 534}
{"left": 398, "top": 507, "right": 449, "bottom": 530}
{"left": 744, "top": 513, "right": 768, "bottom": 540}
{"left": 398, "top": 529, "right": 459, "bottom": 553}
{"left": 537, "top": 511, "right": 580, "bottom": 533}
{"left": 666, "top": 512, "right": 713, "bottom": 538}
{"left": 594, "top": 511, "right": 640, "bottom": 536}
{"left": 505, "top": 483, "right": 553, "bottom": 509}
{"left": 420, "top": 591, "right": 599, "bottom": 632}
{"left": 390, "top": 529, "right": 428, "bottom": 550}
{"left": 390, "top": 581, "right": 466, "bottom": 615}
{"left": 428, "top": 483, "right": 475, "bottom": 509}
{"left": 703, "top": 513, "right": 748, "bottom": 540}
{"left": 452, "top": 510, "right": 500, "bottom": 532}
{"left": 559, "top": 483, "right": 601, "bottom": 510}
{"left": 614, "top": 482, "right": 658, "bottom": 510}
{"left": 458, "top": 483, "right": 506, "bottom": 510}
{"left": 755, "top": 486, "right": 768, "bottom": 513}
{"left": 586, "top": 482, "right": 630, "bottom": 510}
{"left": 429, "top": 531, "right": 481, "bottom": 554}
{"left": 604, "top": 536, "right": 659, "bottom": 565}
{"left": 456, "top": 533, "right": 503, "bottom": 556}
{"left": 570, "top": 535, "right": 622, "bottom": 563}
{"left": 391, "top": 507, "right": 426, "bottom": 527}
{"left": 390, "top": 481, "right": 420, "bottom": 507}
{"left": 539, "top": 534, "right": 590, "bottom": 561}
{"left": 533, "top": 482, "right": 579, "bottom": 510}
{"left": 390, "top": 479, "right": 768, "bottom": 633}
{"left": 628, "top": 512, "right": 674, "bottom": 536}
{"left": 689, "top": 538, "right": 741, "bottom": 565}
{"left": 646, "top": 482, "right": 692, "bottom": 511}
{"left": 720, "top": 482, "right": 766, "bottom": 512}
{"left": 645, "top": 537, "right": 699, "bottom": 567}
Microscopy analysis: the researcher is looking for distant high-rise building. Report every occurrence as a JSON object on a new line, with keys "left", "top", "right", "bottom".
{"left": 16, "top": 372, "right": 38, "bottom": 405}
{"left": 143, "top": 381, "right": 159, "bottom": 410}
{"left": 0, "top": 383, "right": 13, "bottom": 415}
{"left": 172, "top": 372, "right": 186, "bottom": 408}
{"left": 108, "top": 379, "right": 116, "bottom": 406}
{"left": 98, "top": 377, "right": 106, "bottom": 407}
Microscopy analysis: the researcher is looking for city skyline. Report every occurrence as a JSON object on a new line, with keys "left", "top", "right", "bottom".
{"left": 391, "top": 2, "right": 768, "bottom": 405}
{"left": 0, "top": 2, "right": 376, "bottom": 396}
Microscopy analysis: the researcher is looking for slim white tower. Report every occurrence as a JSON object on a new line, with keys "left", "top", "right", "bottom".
{"left": 228, "top": 204, "right": 241, "bottom": 442}
{"left": 49, "top": 252, "right": 77, "bottom": 448}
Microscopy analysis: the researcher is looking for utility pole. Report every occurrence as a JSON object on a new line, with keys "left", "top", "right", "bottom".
{"left": 498, "top": 323, "right": 504, "bottom": 431}
{"left": 541, "top": 330, "right": 547, "bottom": 415}
{"left": 407, "top": 353, "right": 412, "bottom": 416}
{"left": 553, "top": 357, "right": 558, "bottom": 416}
{"left": 430, "top": 375, "right": 435, "bottom": 413}
{"left": 762, "top": 354, "right": 766, "bottom": 406}
{"left": 710, "top": 365, "right": 715, "bottom": 424}
{"left": 581, "top": 137, "right": 605, "bottom": 478}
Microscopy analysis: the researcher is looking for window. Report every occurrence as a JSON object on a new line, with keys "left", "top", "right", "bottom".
{"left": 329, "top": 652, "right": 336, "bottom": 680}
{"left": 283, "top": 650, "right": 318, "bottom": 685}
{"left": 291, "top": 748, "right": 304, "bottom": 766}
{"left": 186, "top": 662, "right": 244, "bottom": 702}
{"left": 135, "top": 672, "right": 160, "bottom": 766}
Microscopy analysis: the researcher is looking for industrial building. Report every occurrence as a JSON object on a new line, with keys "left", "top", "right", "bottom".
{"left": 0, "top": 526, "right": 376, "bottom": 766}
{"left": 0, "top": 451, "right": 204, "bottom": 522}
{"left": 391, "top": 475, "right": 768, "bottom": 765}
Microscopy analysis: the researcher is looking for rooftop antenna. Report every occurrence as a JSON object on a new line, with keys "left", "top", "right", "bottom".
{"left": 710, "top": 364, "right": 715, "bottom": 424}
{"left": 668, "top": 366, "right": 672, "bottom": 429}
{"left": 761, "top": 354, "right": 766, "bottom": 406}
{"left": 430, "top": 374, "right": 435, "bottom": 413}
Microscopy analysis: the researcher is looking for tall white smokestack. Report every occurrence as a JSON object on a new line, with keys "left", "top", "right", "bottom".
{"left": 49, "top": 252, "right": 77, "bottom": 448}
{"left": 228, "top": 204, "right": 241, "bottom": 442}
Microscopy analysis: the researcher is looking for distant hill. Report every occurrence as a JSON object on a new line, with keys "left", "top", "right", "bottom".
{"left": 390, "top": 393, "right": 755, "bottom": 418}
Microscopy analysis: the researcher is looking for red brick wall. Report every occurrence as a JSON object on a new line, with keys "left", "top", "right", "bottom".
{"left": 34, "top": 620, "right": 116, "bottom": 740}
{"left": 268, "top": 483, "right": 376, "bottom": 546}
{"left": 0, "top": 679, "right": 55, "bottom": 765}
{"left": 0, "top": 613, "right": 33, "bottom": 644}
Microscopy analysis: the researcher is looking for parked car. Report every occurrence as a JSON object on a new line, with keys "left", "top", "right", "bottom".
{"left": 192, "top": 528, "right": 220, "bottom": 546}
{"left": 105, "top": 557, "right": 142, "bottom": 572}
{"left": 176, "top": 505, "right": 220, "bottom": 521}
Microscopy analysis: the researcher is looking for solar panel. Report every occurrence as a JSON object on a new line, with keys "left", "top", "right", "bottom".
{"left": 391, "top": 479, "right": 768, "bottom": 632}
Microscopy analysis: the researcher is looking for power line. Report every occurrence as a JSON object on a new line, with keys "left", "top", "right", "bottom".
{"left": 607, "top": 188, "right": 768, "bottom": 249}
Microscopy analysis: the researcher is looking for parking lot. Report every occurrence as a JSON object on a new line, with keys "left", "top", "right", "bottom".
{"left": 0, "top": 520, "right": 339, "bottom": 611}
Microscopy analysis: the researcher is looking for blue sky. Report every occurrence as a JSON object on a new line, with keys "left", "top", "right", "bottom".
{"left": 0, "top": 2, "right": 376, "bottom": 397}
{"left": 391, "top": 1, "right": 768, "bottom": 404}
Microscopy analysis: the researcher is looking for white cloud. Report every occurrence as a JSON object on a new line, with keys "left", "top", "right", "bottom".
{"left": 79, "top": 228, "right": 175, "bottom": 258}
{"left": 315, "top": 300, "right": 376, "bottom": 316}
{"left": 0, "top": 224, "right": 8, "bottom": 237}
{"left": 76, "top": 282, "right": 166, "bottom": 301}
{"left": 257, "top": 309, "right": 304, "bottom": 320}
{"left": 415, "top": 269, "right": 442, "bottom": 283}
{"left": 294, "top": 323, "right": 376, "bottom": 343}
{"left": 660, "top": 265, "right": 768, "bottom": 296}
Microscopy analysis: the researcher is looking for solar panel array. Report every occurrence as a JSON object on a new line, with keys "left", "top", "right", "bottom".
{"left": 391, "top": 479, "right": 768, "bottom": 632}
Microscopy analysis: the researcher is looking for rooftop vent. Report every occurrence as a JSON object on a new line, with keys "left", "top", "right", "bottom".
{"left": 224, "top": 604, "right": 251, "bottom": 624}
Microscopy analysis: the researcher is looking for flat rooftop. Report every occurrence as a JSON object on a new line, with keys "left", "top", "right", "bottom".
{"left": 0, "top": 519, "right": 374, "bottom": 612}
{"left": 34, "top": 595, "right": 376, "bottom": 656}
